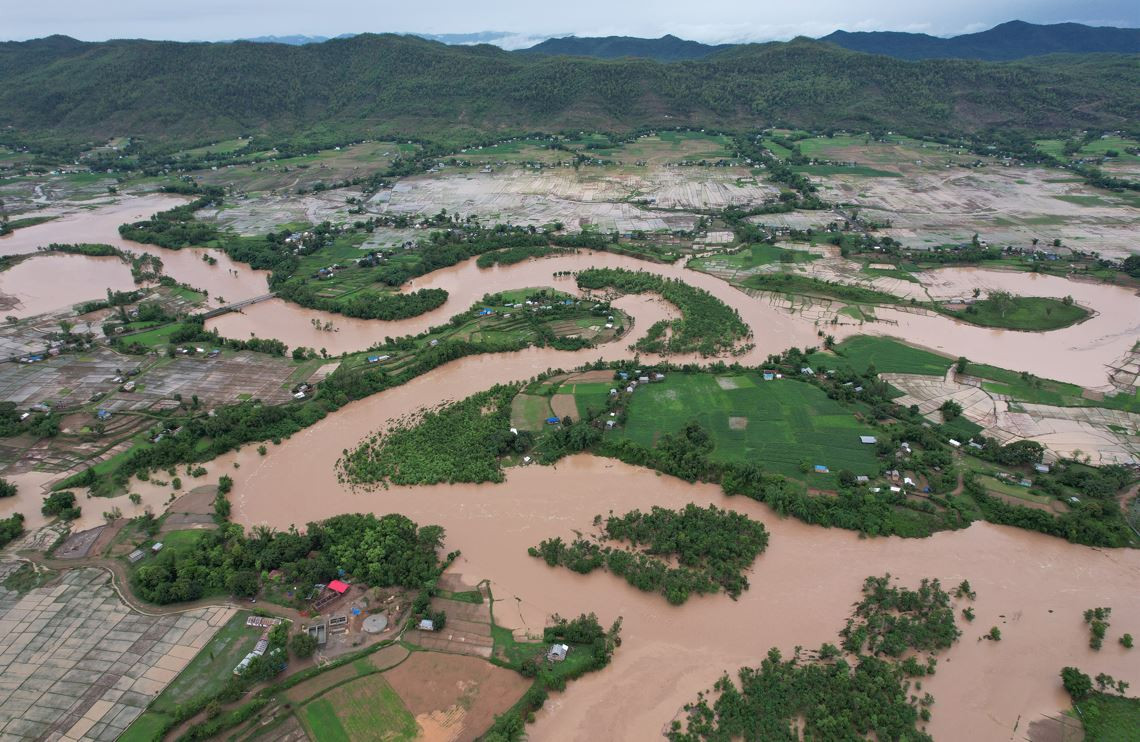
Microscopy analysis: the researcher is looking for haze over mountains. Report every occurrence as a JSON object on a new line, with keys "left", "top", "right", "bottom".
{"left": 235, "top": 21, "right": 1140, "bottom": 62}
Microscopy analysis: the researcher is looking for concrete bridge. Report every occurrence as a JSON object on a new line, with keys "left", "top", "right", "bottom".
{"left": 196, "top": 293, "right": 275, "bottom": 320}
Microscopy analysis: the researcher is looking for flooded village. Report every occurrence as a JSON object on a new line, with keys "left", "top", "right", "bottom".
{"left": 1, "top": 121, "right": 1139, "bottom": 742}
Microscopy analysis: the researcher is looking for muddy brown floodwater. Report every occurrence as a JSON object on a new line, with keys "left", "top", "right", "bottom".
{"left": 0, "top": 253, "right": 137, "bottom": 318}
{"left": 212, "top": 349, "right": 1140, "bottom": 741}
{"left": 0, "top": 195, "right": 271, "bottom": 304}
{"left": 4, "top": 196, "right": 1140, "bottom": 741}
{"left": 115, "top": 327, "right": 1132, "bottom": 742}
{"left": 214, "top": 250, "right": 1139, "bottom": 388}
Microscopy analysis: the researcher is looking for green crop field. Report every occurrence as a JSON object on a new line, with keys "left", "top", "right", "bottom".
{"left": 300, "top": 674, "right": 418, "bottom": 742}
{"left": 511, "top": 393, "right": 554, "bottom": 431}
{"left": 561, "top": 381, "right": 613, "bottom": 420}
{"left": 613, "top": 373, "right": 880, "bottom": 487}
{"left": 808, "top": 336, "right": 952, "bottom": 377}
{"left": 120, "top": 323, "right": 185, "bottom": 348}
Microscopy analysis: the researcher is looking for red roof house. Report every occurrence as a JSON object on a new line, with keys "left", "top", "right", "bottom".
{"left": 327, "top": 579, "right": 349, "bottom": 594}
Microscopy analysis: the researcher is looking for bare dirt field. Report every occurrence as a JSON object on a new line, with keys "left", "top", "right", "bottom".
{"left": 809, "top": 166, "right": 1140, "bottom": 259}
{"left": 884, "top": 371, "right": 1140, "bottom": 465}
{"left": 161, "top": 486, "right": 219, "bottom": 531}
{"left": 367, "top": 168, "right": 739, "bottom": 232}
{"left": 384, "top": 651, "right": 530, "bottom": 742}
{"left": 549, "top": 394, "right": 578, "bottom": 421}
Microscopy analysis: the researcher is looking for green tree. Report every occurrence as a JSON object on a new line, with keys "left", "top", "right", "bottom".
{"left": 1061, "top": 667, "right": 1092, "bottom": 700}
{"left": 291, "top": 632, "right": 318, "bottom": 659}
{"left": 987, "top": 290, "right": 1015, "bottom": 318}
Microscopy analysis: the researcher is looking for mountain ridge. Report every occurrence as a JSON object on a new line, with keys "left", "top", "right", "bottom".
{"left": 820, "top": 20, "right": 1140, "bottom": 61}
{"left": 0, "top": 32, "right": 1135, "bottom": 152}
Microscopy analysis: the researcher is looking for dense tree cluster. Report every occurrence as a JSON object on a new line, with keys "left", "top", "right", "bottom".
{"left": 338, "top": 384, "right": 521, "bottom": 486}
{"left": 530, "top": 503, "right": 769, "bottom": 604}
{"left": 475, "top": 245, "right": 567, "bottom": 268}
{"left": 963, "top": 474, "right": 1133, "bottom": 548}
{"left": 131, "top": 513, "right": 442, "bottom": 604}
{"left": 576, "top": 268, "right": 751, "bottom": 355}
{"left": 41, "top": 490, "right": 81, "bottom": 520}
{"left": 668, "top": 574, "right": 964, "bottom": 741}
{"left": 1084, "top": 607, "right": 1112, "bottom": 650}
{"left": 117, "top": 190, "right": 224, "bottom": 248}
{"left": 8, "top": 34, "right": 1133, "bottom": 155}
{"left": 839, "top": 575, "right": 961, "bottom": 657}
{"left": 0, "top": 513, "right": 24, "bottom": 548}
{"left": 278, "top": 284, "right": 449, "bottom": 321}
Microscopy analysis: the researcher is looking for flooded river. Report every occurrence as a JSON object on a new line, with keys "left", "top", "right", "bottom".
{"left": 206, "top": 350, "right": 1139, "bottom": 742}
{"left": 3, "top": 196, "right": 1139, "bottom": 740}
{"left": 5, "top": 195, "right": 1137, "bottom": 387}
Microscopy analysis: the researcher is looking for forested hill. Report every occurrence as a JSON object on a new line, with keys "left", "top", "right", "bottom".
{"left": 0, "top": 33, "right": 1137, "bottom": 152}
{"left": 520, "top": 34, "right": 732, "bottom": 61}
{"left": 821, "top": 21, "right": 1140, "bottom": 61}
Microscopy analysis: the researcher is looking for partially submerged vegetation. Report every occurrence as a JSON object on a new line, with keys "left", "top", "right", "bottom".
{"left": 529, "top": 504, "right": 769, "bottom": 604}
{"left": 338, "top": 384, "right": 520, "bottom": 487}
{"left": 577, "top": 267, "right": 752, "bottom": 355}
{"left": 667, "top": 575, "right": 965, "bottom": 741}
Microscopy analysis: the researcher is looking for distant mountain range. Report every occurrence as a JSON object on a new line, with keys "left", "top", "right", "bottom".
{"left": 519, "top": 34, "right": 734, "bottom": 62}
{"left": 820, "top": 20, "right": 1140, "bottom": 61}
{"left": 235, "top": 21, "right": 1140, "bottom": 62}
{"left": 241, "top": 31, "right": 551, "bottom": 51}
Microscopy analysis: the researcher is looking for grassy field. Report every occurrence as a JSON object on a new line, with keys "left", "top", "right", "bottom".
{"left": 742, "top": 272, "right": 902, "bottom": 306}
{"left": 561, "top": 381, "right": 613, "bottom": 420}
{"left": 119, "top": 323, "right": 185, "bottom": 348}
{"left": 1037, "top": 135, "right": 1140, "bottom": 164}
{"left": 151, "top": 609, "right": 257, "bottom": 711}
{"left": 809, "top": 336, "right": 952, "bottom": 377}
{"left": 693, "top": 244, "right": 818, "bottom": 272}
{"left": 117, "top": 712, "right": 170, "bottom": 742}
{"left": 967, "top": 363, "right": 1140, "bottom": 413}
{"left": 608, "top": 131, "right": 737, "bottom": 163}
{"left": 941, "top": 296, "right": 1089, "bottom": 331}
{"left": 968, "top": 363, "right": 1088, "bottom": 406}
{"left": 511, "top": 393, "right": 554, "bottom": 431}
{"left": 490, "top": 623, "right": 597, "bottom": 679}
{"left": 613, "top": 373, "right": 879, "bottom": 487}
{"left": 300, "top": 673, "right": 419, "bottom": 742}
{"left": 1074, "top": 692, "right": 1140, "bottom": 740}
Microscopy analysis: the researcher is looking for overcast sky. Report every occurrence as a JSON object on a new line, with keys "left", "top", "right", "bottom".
{"left": 2, "top": 0, "right": 1137, "bottom": 45}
